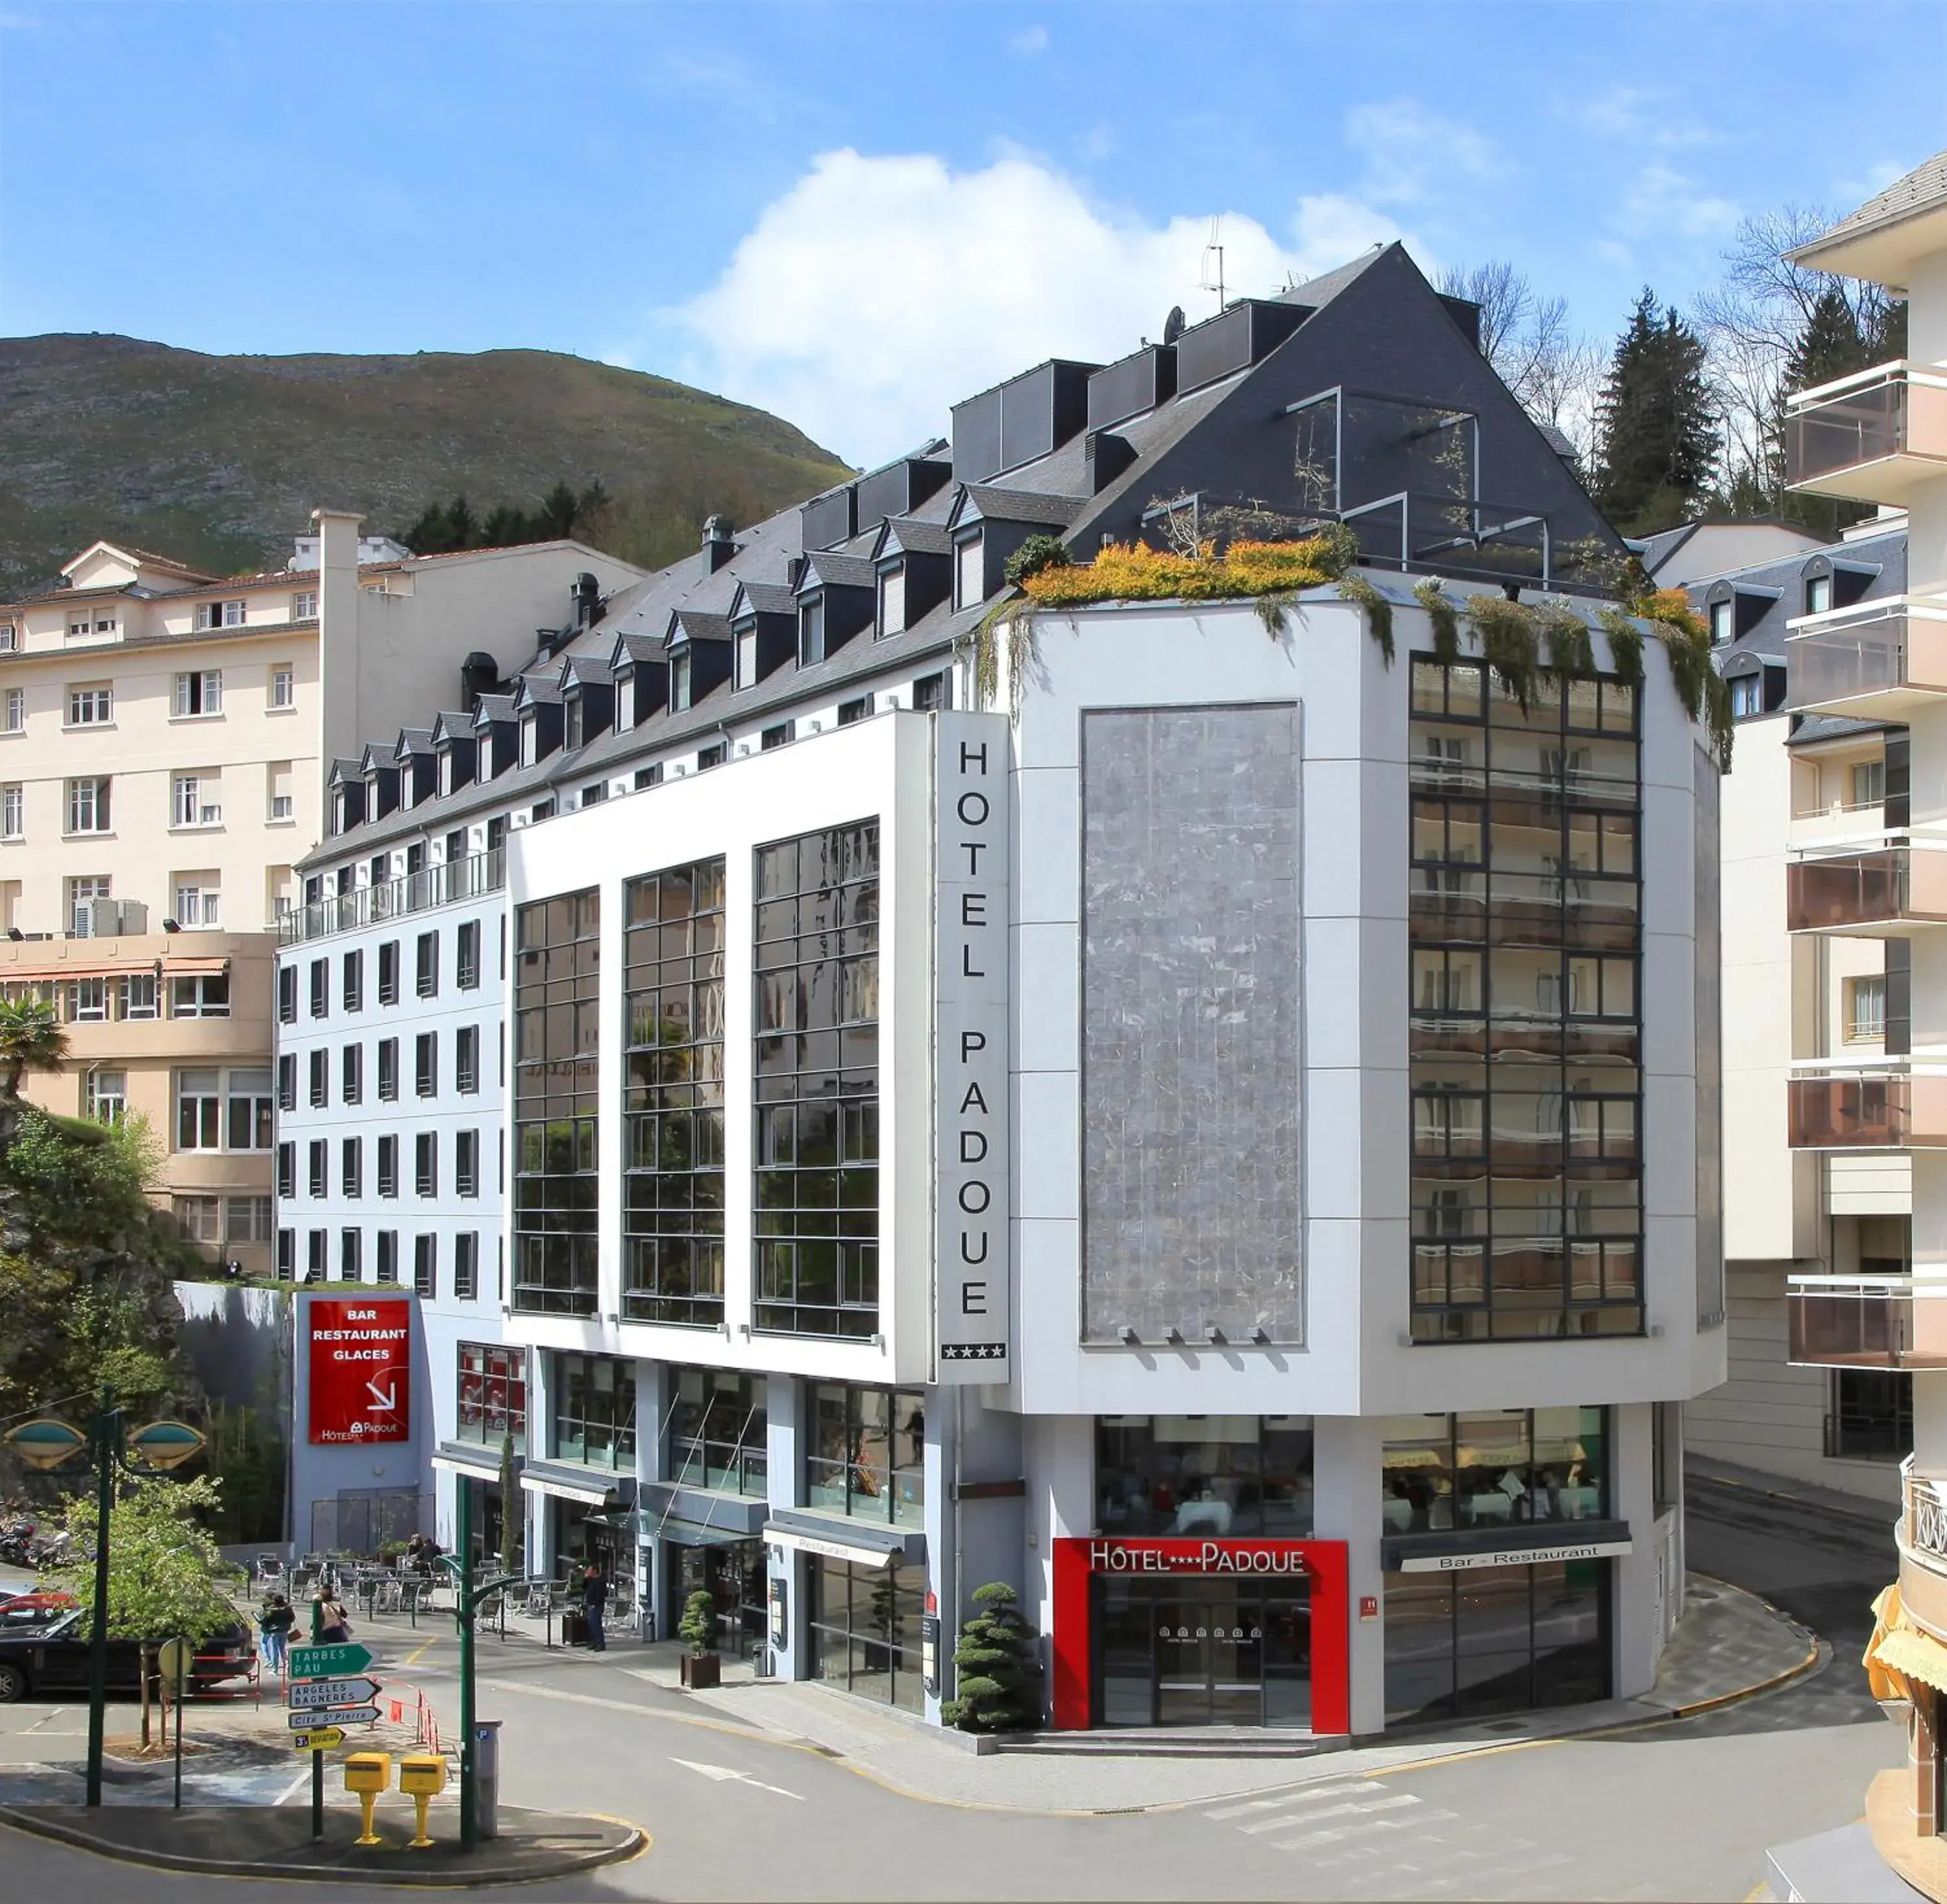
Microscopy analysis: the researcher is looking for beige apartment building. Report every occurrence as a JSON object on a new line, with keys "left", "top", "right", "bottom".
{"left": 0, "top": 512, "right": 645, "bottom": 1271}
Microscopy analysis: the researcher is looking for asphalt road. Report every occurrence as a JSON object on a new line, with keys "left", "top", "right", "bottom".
{"left": 0, "top": 1472, "right": 1907, "bottom": 1899}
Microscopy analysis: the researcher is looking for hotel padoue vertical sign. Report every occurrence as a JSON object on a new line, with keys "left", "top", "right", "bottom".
{"left": 935, "top": 711, "right": 1010, "bottom": 1381}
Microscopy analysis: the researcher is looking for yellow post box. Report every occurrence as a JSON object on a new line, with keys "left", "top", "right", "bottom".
{"left": 398, "top": 1752, "right": 448, "bottom": 1848}
{"left": 343, "top": 1751, "right": 393, "bottom": 1846}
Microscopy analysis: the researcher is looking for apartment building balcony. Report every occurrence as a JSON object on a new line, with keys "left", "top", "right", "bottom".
{"left": 1900, "top": 1458, "right": 1947, "bottom": 1627}
{"left": 1787, "top": 1062, "right": 1947, "bottom": 1151}
{"left": 1784, "top": 360, "right": 1947, "bottom": 504}
{"left": 1787, "top": 842, "right": 1947, "bottom": 936}
{"left": 278, "top": 845, "right": 504, "bottom": 947}
{"left": 1786, "top": 1273, "right": 1947, "bottom": 1369}
{"left": 1785, "top": 594, "right": 1947, "bottom": 719}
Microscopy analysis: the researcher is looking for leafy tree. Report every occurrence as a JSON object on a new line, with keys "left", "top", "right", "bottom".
{"left": 940, "top": 1581, "right": 1040, "bottom": 1733}
{"left": 1592, "top": 290, "right": 1719, "bottom": 535}
{"left": 1004, "top": 534, "right": 1071, "bottom": 586}
{"left": 44, "top": 1474, "right": 242, "bottom": 1644}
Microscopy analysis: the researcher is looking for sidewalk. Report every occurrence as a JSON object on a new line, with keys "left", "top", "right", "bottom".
{"left": 646, "top": 1568, "right": 1821, "bottom": 1812}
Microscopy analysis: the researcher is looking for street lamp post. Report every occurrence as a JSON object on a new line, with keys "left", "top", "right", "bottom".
{"left": 6, "top": 1390, "right": 206, "bottom": 1806}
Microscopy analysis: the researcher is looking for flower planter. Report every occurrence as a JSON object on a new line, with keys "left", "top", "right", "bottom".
{"left": 680, "top": 1652, "right": 721, "bottom": 1691}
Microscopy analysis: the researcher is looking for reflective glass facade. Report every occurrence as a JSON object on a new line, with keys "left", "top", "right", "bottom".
{"left": 623, "top": 859, "right": 727, "bottom": 1325}
{"left": 753, "top": 822, "right": 880, "bottom": 1337}
{"left": 1096, "top": 1416, "right": 1315, "bottom": 1536}
{"left": 513, "top": 888, "right": 600, "bottom": 1313}
{"left": 1408, "top": 658, "right": 1644, "bottom": 1339}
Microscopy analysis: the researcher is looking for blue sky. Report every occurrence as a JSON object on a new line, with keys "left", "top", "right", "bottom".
{"left": 3, "top": 1, "right": 1944, "bottom": 467}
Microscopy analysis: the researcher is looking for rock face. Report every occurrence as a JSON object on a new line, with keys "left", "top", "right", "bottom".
{"left": 0, "top": 334, "right": 851, "bottom": 595}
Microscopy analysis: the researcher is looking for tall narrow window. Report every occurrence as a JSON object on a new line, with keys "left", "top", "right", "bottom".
{"left": 377, "top": 1135, "right": 398, "bottom": 1198}
{"left": 342, "top": 1136, "right": 363, "bottom": 1199}
{"left": 376, "top": 1230, "right": 399, "bottom": 1284}
{"left": 454, "top": 1233, "right": 480, "bottom": 1300}
{"left": 457, "top": 920, "right": 481, "bottom": 990}
{"left": 456, "top": 1129, "right": 480, "bottom": 1198}
{"left": 753, "top": 822, "right": 880, "bottom": 1337}
{"left": 341, "top": 1042, "right": 363, "bottom": 1105}
{"left": 624, "top": 858, "right": 727, "bottom": 1325}
{"left": 456, "top": 1024, "right": 480, "bottom": 1095}
{"left": 512, "top": 888, "right": 601, "bottom": 1314}
{"left": 413, "top": 1234, "right": 436, "bottom": 1298}
{"left": 415, "top": 1132, "right": 437, "bottom": 1197}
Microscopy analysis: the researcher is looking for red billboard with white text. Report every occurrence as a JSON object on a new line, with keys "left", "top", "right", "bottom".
{"left": 307, "top": 1299, "right": 412, "bottom": 1445}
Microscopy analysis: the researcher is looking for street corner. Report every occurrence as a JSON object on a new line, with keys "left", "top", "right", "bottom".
{"left": 0, "top": 1800, "right": 647, "bottom": 1887}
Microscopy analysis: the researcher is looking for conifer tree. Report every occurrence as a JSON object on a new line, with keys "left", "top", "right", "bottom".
{"left": 941, "top": 1581, "right": 1040, "bottom": 1733}
{"left": 1592, "top": 290, "right": 1718, "bottom": 535}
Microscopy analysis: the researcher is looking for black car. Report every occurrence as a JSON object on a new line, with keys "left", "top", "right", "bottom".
{"left": 0, "top": 1610, "right": 256, "bottom": 1702}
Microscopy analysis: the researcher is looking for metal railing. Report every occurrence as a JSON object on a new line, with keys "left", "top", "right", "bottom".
{"left": 279, "top": 846, "right": 504, "bottom": 947}
{"left": 1790, "top": 1273, "right": 1913, "bottom": 1368}
{"left": 1785, "top": 360, "right": 1947, "bottom": 495}
{"left": 1785, "top": 596, "right": 1947, "bottom": 714}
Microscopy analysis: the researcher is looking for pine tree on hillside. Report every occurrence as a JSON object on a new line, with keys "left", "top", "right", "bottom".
{"left": 1774, "top": 284, "right": 1886, "bottom": 536}
{"left": 1592, "top": 289, "right": 1719, "bottom": 536}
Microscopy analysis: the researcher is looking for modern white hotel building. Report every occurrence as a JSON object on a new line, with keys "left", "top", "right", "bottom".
{"left": 277, "top": 241, "right": 1724, "bottom": 1736}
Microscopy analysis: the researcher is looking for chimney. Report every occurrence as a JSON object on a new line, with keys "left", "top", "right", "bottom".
{"left": 571, "top": 572, "right": 600, "bottom": 628}
{"left": 702, "top": 515, "right": 737, "bottom": 573}
{"left": 461, "top": 651, "right": 498, "bottom": 711}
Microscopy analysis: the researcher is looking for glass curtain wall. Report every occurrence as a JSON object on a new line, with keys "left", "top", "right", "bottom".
{"left": 667, "top": 1367, "right": 768, "bottom": 1496}
{"left": 1380, "top": 1410, "right": 1608, "bottom": 1533}
{"left": 513, "top": 888, "right": 600, "bottom": 1313}
{"left": 807, "top": 1384, "right": 925, "bottom": 1526}
{"left": 623, "top": 859, "right": 727, "bottom": 1324}
{"left": 1408, "top": 658, "right": 1643, "bottom": 1339}
{"left": 1096, "top": 1417, "right": 1315, "bottom": 1535}
{"left": 753, "top": 821, "right": 880, "bottom": 1337}
{"left": 552, "top": 1352, "right": 637, "bottom": 1471}
{"left": 809, "top": 1557, "right": 924, "bottom": 1714}
{"left": 457, "top": 1344, "right": 527, "bottom": 1454}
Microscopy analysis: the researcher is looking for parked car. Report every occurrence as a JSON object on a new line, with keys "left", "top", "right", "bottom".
{"left": 0, "top": 1611, "right": 255, "bottom": 1702}
{"left": 0, "top": 1591, "right": 77, "bottom": 1630}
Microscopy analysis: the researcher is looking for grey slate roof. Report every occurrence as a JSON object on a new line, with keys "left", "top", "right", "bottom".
{"left": 1791, "top": 149, "right": 1947, "bottom": 262}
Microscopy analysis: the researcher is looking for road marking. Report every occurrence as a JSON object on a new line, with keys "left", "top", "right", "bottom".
{"left": 1205, "top": 1781, "right": 1374, "bottom": 1821}
{"left": 1238, "top": 1793, "right": 1420, "bottom": 1834}
{"left": 670, "top": 1756, "right": 803, "bottom": 1801}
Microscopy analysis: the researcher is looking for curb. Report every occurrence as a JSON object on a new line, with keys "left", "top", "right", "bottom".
{"left": 1661, "top": 1574, "right": 1826, "bottom": 1721}
{"left": 0, "top": 1806, "right": 646, "bottom": 1888}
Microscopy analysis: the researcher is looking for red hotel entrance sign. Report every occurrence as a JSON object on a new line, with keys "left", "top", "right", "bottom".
{"left": 1051, "top": 1537, "right": 1350, "bottom": 1733}
{"left": 306, "top": 1299, "right": 411, "bottom": 1445}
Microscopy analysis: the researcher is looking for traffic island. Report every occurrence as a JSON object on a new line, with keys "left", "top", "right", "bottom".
{"left": 0, "top": 1801, "right": 645, "bottom": 1886}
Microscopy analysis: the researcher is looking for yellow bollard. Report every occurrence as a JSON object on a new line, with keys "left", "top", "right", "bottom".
{"left": 398, "top": 1752, "right": 448, "bottom": 1849}
{"left": 343, "top": 1751, "right": 393, "bottom": 1847}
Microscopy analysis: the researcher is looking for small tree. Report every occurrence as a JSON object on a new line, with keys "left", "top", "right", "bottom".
{"left": 941, "top": 1581, "right": 1039, "bottom": 1734}
{"left": 0, "top": 995, "right": 67, "bottom": 1101}
{"left": 678, "top": 1587, "right": 718, "bottom": 1655}
{"left": 45, "top": 1473, "right": 241, "bottom": 1645}
{"left": 497, "top": 1430, "right": 520, "bottom": 1581}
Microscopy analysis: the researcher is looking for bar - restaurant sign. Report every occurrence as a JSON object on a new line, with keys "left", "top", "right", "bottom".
{"left": 1397, "top": 1537, "right": 1631, "bottom": 1573}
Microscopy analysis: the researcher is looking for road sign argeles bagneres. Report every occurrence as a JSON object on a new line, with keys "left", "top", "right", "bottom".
{"left": 289, "top": 1676, "right": 381, "bottom": 1710}
{"left": 291, "top": 1727, "right": 349, "bottom": 1750}
{"left": 288, "top": 1641, "right": 373, "bottom": 1679}
{"left": 289, "top": 1705, "right": 380, "bottom": 1730}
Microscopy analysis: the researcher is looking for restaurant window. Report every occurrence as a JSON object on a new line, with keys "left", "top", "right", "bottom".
{"left": 668, "top": 1367, "right": 766, "bottom": 1496}
{"left": 1378, "top": 1410, "right": 1608, "bottom": 1533}
{"left": 753, "top": 822, "right": 879, "bottom": 1337}
{"left": 552, "top": 1352, "right": 636, "bottom": 1471}
{"left": 1408, "top": 657, "right": 1643, "bottom": 1341}
{"left": 624, "top": 858, "right": 726, "bottom": 1326}
{"left": 513, "top": 888, "right": 601, "bottom": 1314}
{"left": 807, "top": 1384, "right": 923, "bottom": 1526}
{"left": 458, "top": 1343, "right": 526, "bottom": 1452}
{"left": 1096, "top": 1417, "right": 1315, "bottom": 1537}
{"left": 809, "top": 1557, "right": 924, "bottom": 1716}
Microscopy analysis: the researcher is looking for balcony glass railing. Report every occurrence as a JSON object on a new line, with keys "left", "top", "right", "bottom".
{"left": 1787, "top": 597, "right": 1947, "bottom": 716}
{"left": 1788, "top": 1274, "right": 1913, "bottom": 1367}
{"left": 1787, "top": 845, "right": 1947, "bottom": 933}
{"left": 278, "top": 846, "right": 504, "bottom": 947}
{"left": 1785, "top": 361, "right": 1947, "bottom": 500}
{"left": 1788, "top": 1067, "right": 1947, "bottom": 1149}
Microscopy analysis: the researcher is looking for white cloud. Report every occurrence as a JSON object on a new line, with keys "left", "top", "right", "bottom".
{"left": 1007, "top": 22, "right": 1049, "bottom": 55}
{"left": 652, "top": 149, "right": 1406, "bottom": 467}
{"left": 1578, "top": 85, "right": 1714, "bottom": 150}
{"left": 1613, "top": 162, "right": 1739, "bottom": 243}
{"left": 1345, "top": 99, "right": 1502, "bottom": 207}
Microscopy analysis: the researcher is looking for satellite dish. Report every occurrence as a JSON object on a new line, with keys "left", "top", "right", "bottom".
{"left": 1162, "top": 306, "right": 1186, "bottom": 345}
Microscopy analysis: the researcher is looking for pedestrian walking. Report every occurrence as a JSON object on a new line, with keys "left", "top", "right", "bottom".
{"left": 582, "top": 1563, "right": 609, "bottom": 1654}
{"left": 314, "top": 1587, "right": 352, "bottom": 1645}
{"left": 258, "top": 1593, "right": 295, "bottom": 1674}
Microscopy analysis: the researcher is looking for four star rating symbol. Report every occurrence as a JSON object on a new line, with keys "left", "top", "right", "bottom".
{"left": 940, "top": 1343, "right": 1007, "bottom": 1361}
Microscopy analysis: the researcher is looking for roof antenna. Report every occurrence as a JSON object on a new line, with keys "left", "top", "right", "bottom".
{"left": 1199, "top": 217, "right": 1225, "bottom": 313}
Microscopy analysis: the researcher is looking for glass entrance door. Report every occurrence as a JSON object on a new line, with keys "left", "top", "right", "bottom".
{"left": 1096, "top": 1576, "right": 1312, "bottom": 1727}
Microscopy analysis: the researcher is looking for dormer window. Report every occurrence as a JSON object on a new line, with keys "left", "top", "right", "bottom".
{"left": 672, "top": 649, "right": 692, "bottom": 712}
{"left": 800, "top": 595, "right": 826, "bottom": 666}
{"left": 333, "top": 788, "right": 349, "bottom": 834}
{"left": 1730, "top": 674, "right": 1761, "bottom": 718}
{"left": 735, "top": 621, "right": 759, "bottom": 690}
{"left": 616, "top": 673, "right": 635, "bottom": 729}
{"left": 954, "top": 532, "right": 984, "bottom": 611}
{"left": 565, "top": 696, "right": 583, "bottom": 750}
{"left": 1806, "top": 572, "right": 1833, "bottom": 615}
{"left": 1709, "top": 599, "right": 1732, "bottom": 645}
{"left": 398, "top": 769, "right": 415, "bottom": 812}
{"left": 519, "top": 714, "right": 537, "bottom": 766}
{"left": 877, "top": 565, "right": 905, "bottom": 639}
{"left": 438, "top": 750, "right": 454, "bottom": 797}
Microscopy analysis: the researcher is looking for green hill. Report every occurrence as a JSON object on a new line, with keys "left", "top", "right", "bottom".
{"left": 0, "top": 334, "right": 853, "bottom": 595}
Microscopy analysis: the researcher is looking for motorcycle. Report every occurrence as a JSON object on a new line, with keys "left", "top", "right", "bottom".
{"left": 0, "top": 1520, "right": 37, "bottom": 1568}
